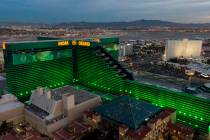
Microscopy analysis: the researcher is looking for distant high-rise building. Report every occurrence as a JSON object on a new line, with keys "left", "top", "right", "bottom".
{"left": 4, "top": 40, "right": 74, "bottom": 101}
{"left": 3, "top": 38, "right": 126, "bottom": 101}
{"left": 119, "top": 43, "right": 133, "bottom": 57}
{"left": 164, "top": 39, "right": 202, "bottom": 61}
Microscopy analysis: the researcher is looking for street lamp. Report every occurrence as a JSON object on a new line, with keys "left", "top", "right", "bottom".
{"left": 185, "top": 70, "right": 195, "bottom": 86}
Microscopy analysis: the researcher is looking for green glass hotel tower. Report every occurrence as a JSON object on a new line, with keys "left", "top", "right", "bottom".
{"left": 3, "top": 38, "right": 210, "bottom": 134}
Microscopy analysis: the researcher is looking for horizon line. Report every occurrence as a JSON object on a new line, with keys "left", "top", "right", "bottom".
{"left": 0, "top": 19, "right": 210, "bottom": 25}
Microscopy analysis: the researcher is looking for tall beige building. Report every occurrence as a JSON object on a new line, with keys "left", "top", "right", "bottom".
{"left": 25, "top": 86, "right": 101, "bottom": 136}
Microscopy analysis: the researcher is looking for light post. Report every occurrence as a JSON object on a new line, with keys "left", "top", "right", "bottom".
{"left": 185, "top": 70, "right": 195, "bottom": 86}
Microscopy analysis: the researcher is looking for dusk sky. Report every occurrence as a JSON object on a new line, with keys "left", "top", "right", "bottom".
{"left": 1, "top": 0, "right": 210, "bottom": 23}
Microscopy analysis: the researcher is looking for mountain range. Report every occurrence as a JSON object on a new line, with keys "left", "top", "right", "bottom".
{"left": 54, "top": 20, "right": 210, "bottom": 28}
{"left": 1, "top": 20, "right": 210, "bottom": 28}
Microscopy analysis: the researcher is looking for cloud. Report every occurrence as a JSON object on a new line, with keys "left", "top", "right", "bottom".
{"left": 0, "top": 0, "right": 210, "bottom": 23}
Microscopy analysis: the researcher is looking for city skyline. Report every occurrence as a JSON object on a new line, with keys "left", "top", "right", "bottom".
{"left": 1, "top": 0, "right": 210, "bottom": 23}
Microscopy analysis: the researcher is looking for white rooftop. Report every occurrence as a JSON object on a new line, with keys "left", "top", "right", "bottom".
{"left": 0, "top": 94, "right": 24, "bottom": 112}
{"left": 0, "top": 102, "right": 23, "bottom": 112}
{"left": 28, "top": 86, "right": 100, "bottom": 117}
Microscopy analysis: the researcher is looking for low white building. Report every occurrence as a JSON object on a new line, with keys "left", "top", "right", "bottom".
{"left": 0, "top": 94, "right": 24, "bottom": 123}
{"left": 25, "top": 86, "right": 101, "bottom": 135}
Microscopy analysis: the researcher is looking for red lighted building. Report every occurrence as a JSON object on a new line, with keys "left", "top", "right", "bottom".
{"left": 52, "top": 120, "right": 92, "bottom": 140}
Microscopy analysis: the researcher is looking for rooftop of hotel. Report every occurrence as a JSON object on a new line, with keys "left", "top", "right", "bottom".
{"left": 26, "top": 86, "right": 99, "bottom": 119}
{"left": 51, "top": 86, "right": 98, "bottom": 104}
{"left": 4, "top": 37, "right": 119, "bottom": 51}
{"left": 31, "top": 86, "right": 99, "bottom": 104}
{"left": 94, "top": 96, "right": 161, "bottom": 130}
